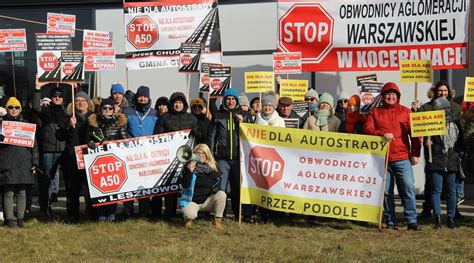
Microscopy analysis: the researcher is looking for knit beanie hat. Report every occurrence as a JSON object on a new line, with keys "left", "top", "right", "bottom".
{"left": 223, "top": 88, "right": 239, "bottom": 103}
{"left": 75, "top": 91, "right": 90, "bottom": 101}
{"left": 239, "top": 93, "right": 250, "bottom": 107}
{"left": 191, "top": 98, "right": 205, "bottom": 107}
{"left": 155, "top": 96, "right": 170, "bottom": 107}
{"left": 305, "top": 89, "right": 319, "bottom": 99}
{"left": 250, "top": 97, "right": 260, "bottom": 105}
{"left": 261, "top": 91, "right": 277, "bottom": 107}
{"left": 338, "top": 91, "right": 349, "bottom": 101}
{"left": 6, "top": 97, "right": 22, "bottom": 113}
{"left": 319, "top": 92, "right": 334, "bottom": 109}
{"left": 433, "top": 98, "right": 451, "bottom": 110}
{"left": 50, "top": 87, "right": 64, "bottom": 98}
{"left": 100, "top": 98, "right": 115, "bottom": 110}
{"left": 136, "top": 86, "right": 150, "bottom": 99}
{"left": 348, "top": 95, "right": 361, "bottom": 107}
{"left": 110, "top": 83, "right": 125, "bottom": 96}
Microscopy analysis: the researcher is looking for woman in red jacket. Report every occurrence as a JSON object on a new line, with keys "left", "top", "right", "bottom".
{"left": 364, "top": 82, "right": 422, "bottom": 231}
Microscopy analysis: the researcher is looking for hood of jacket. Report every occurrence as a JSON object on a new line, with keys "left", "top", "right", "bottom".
{"left": 88, "top": 112, "right": 128, "bottom": 128}
{"left": 169, "top": 92, "right": 189, "bottom": 113}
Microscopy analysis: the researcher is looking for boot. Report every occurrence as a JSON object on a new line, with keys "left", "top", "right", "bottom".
{"left": 214, "top": 217, "right": 223, "bottom": 230}
{"left": 17, "top": 218, "right": 25, "bottom": 228}
{"left": 447, "top": 217, "right": 456, "bottom": 229}
{"left": 184, "top": 219, "right": 193, "bottom": 228}
{"left": 6, "top": 219, "right": 15, "bottom": 228}
{"left": 433, "top": 215, "right": 442, "bottom": 229}
{"left": 454, "top": 207, "right": 464, "bottom": 220}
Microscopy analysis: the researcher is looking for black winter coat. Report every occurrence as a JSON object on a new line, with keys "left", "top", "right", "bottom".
{"left": 32, "top": 90, "right": 66, "bottom": 152}
{"left": 208, "top": 104, "right": 252, "bottom": 161}
{"left": 154, "top": 107, "right": 201, "bottom": 137}
{"left": 87, "top": 113, "right": 128, "bottom": 142}
{"left": 56, "top": 111, "right": 92, "bottom": 157}
{"left": 424, "top": 120, "right": 463, "bottom": 172}
{"left": 0, "top": 115, "right": 39, "bottom": 186}
{"left": 193, "top": 113, "right": 211, "bottom": 145}
{"left": 181, "top": 165, "right": 221, "bottom": 204}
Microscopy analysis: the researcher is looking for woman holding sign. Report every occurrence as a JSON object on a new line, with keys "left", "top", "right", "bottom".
{"left": 0, "top": 97, "right": 39, "bottom": 228}
{"left": 424, "top": 98, "right": 463, "bottom": 229}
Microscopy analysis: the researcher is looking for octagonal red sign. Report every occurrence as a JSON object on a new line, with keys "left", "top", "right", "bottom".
{"left": 248, "top": 146, "right": 285, "bottom": 190}
{"left": 127, "top": 15, "right": 159, "bottom": 50}
{"left": 279, "top": 4, "right": 334, "bottom": 63}
{"left": 88, "top": 154, "right": 127, "bottom": 194}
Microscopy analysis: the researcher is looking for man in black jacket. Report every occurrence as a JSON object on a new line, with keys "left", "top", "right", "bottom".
{"left": 208, "top": 88, "right": 252, "bottom": 222}
{"left": 190, "top": 97, "right": 211, "bottom": 146}
{"left": 33, "top": 79, "right": 67, "bottom": 217}
{"left": 153, "top": 92, "right": 201, "bottom": 220}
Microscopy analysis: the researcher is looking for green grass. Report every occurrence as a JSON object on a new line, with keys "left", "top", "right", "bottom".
{"left": 1, "top": 215, "right": 473, "bottom": 262}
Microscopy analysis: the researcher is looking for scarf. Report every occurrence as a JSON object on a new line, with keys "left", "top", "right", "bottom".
{"left": 315, "top": 109, "right": 331, "bottom": 127}
{"left": 442, "top": 121, "right": 458, "bottom": 153}
{"left": 194, "top": 162, "right": 213, "bottom": 175}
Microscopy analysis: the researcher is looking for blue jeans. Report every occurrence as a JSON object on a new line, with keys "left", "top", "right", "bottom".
{"left": 456, "top": 178, "right": 464, "bottom": 199}
{"left": 39, "top": 152, "right": 61, "bottom": 210}
{"left": 431, "top": 170, "right": 456, "bottom": 218}
{"left": 217, "top": 159, "right": 251, "bottom": 217}
{"left": 384, "top": 160, "right": 417, "bottom": 224}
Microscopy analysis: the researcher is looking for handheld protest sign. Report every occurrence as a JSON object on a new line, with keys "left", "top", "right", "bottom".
{"left": 279, "top": 79, "right": 308, "bottom": 101}
{"left": 464, "top": 77, "right": 474, "bottom": 102}
{"left": 360, "top": 82, "right": 384, "bottom": 114}
{"left": 0, "top": 29, "right": 27, "bottom": 52}
{"left": 84, "top": 49, "right": 116, "bottom": 71}
{"left": 61, "top": 51, "right": 85, "bottom": 82}
{"left": 410, "top": 110, "right": 446, "bottom": 137}
{"left": 1, "top": 121, "right": 37, "bottom": 148}
{"left": 273, "top": 52, "right": 302, "bottom": 74}
{"left": 47, "top": 13, "right": 76, "bottom": 37}
{"left": 179, "top": 42, "right": 202, "bottom": 73}
{"left": 283, "top": 118, "right": 299, "bottom": 128}
{"left": 245, "top": 72, "right": 274, "bottom": 93}
{"left": 292, "top": 101, "right": 310, "bottom": 118}
{"left": 36, "top": 34, "right": 72, "bottom": 82}
{"left": 199, "top": 63, "right": 221, "bottom": 92}
{"left": 400, "top": 60, "right": 432, "bottom": 101}
{"left": 209, "top": 66, "right": 231, "bottom": 97}
{"left": 82, "top": 29, "right": 113, "bottom": 49}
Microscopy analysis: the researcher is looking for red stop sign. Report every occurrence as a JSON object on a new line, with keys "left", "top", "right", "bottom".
{"left": 248, "top": 146, "right": 285, "bottom": 190}
{"left": 362, "top": 93, "right": 374, "bottom": 105}
{"left": 181, "top": 54, "right": 192, "bottom": 66}
{"left": 85, "top": 56, "right": 94, "bottom": 65}
{"left": 279, "top": 4, "right": 334, "bottom": 63}
{"left": 127, "top": 16, "right": 159, "bottom": 50}
{"left": 201, "top": 74, "right": 209, "bottom": 85}
{"left": 89, "top": 154, "right": 127, "bottom": 194}
{"left": 62, "top": 63, "right": 74, "bottom": 76}
{"left": 39, "top": 52, "right": 59, "bottom": 71}
{"left": 210, "top": 78, "right": 222, "bottom": 90}
{"left": 0, "top": 36, "right": 5, "bottom": 44}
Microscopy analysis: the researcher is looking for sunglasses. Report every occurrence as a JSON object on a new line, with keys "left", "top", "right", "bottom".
{"left": 52, "top": 95, "right": 63, "bottom": 98}
{"left": 339, "top": 100, "right": 348, "bottom": 103}
{"left": 102, "top": 106, "right": 114, "bottom": 110}
{"left": 307, "top": 97, "right": 317, "bottom": 102}
{"left": 8, "top": 106, "right": 20, "bottom": 110}
{"left": 192, "top": 105, "right": 204, "bottom": 109}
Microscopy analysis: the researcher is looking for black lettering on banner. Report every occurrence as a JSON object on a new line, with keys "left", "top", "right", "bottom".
{"left": 303, "top": 202, "right": 358, "bottom": 218}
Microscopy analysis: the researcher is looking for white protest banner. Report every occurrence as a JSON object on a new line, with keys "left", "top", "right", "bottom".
{"left": 240, "top": 123, "right": 388, "bottom": 224}
{"left": 84, "top": 49, "right": 116, "bottom": 71}
{"left": 47, "top": 13, "right": 76, "bottom": 37}
{"left": 179, "top": 42, "right": 202, "bottom": 73}
{"left": 273, "top": 52, "right": 302, "bottom": 74}
{"left": 1, "top": 121, "right": 36, "bottom": 148}
{"left": 61, "top": 51, "right": 84, "bottom": 82}
{"left": 124, "top": 0, "right": 222, "bottom": 70}
{"left": 35, "top": 34, "right": 72, "bottom": 82}
{"left": 82, "top": 29, "right": 113, "bottom": 49}
{"left": 0, "top": 29, "right": 27, "bottom": 52}
{"left": 277, "top": 0, "right": 470, "bottom": 72}
{"left": 81, "top": 130, "right": 192, "bottom": 206}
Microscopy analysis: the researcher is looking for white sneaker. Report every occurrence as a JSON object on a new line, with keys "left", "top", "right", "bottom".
{"left": 0, "top": 212, "right": 4, "bottom": 221}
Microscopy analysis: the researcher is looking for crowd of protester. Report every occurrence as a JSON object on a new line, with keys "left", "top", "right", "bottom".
{"left": 0, "top": 77, "right": 470, "bottom": 231}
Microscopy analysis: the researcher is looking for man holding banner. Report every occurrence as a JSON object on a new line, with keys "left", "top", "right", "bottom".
{"left": 364, "top": 82, "right": 422, "bottom": 231}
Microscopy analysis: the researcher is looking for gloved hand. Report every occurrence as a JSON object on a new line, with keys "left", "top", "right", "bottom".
{"left": 0, "top": 134, "right": 5, "bottom": 142}
{"left": 87, "top": 140, "right": 97, "bottom": 149}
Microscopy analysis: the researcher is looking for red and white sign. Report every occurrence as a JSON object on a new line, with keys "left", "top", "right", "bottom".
{"left": 199, "top": 62, "right": 221, "bottom": 92}
{"left": 80, "top": 131, "right": 191, "bottom": 206}
{"left": 278, "top": 0, "right": 470, "bottom": 72}
{"left": 248, "top": 146, "right": 285, "bottom": 190}
{"left": 38, "top": 52, "right": 59, "bottom": 71}
{"left": 84, "top": 49, "right": 116, "bottom": 71}
{"left": 82, "top": 29, "right": 113, "bottom": 49}
{"left": 89, "top": 154, "right": 127, "bottom": 194}
{"left": 123, "top": 0, "right": 222, "bottom": 70}
{"left": 1, "top": 121, "right": 36, "bottom": 148}
{"left": 273, "top": 52, "right": 302, "bottom": 74}
{"left": 0, "top": 29, "right": 27, "bottom": 52}
{"left": 47, "top": 13, "right": 76, "bottom": 37}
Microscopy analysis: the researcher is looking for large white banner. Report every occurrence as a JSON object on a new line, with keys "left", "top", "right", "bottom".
{"left": 123, "top": 0, "right": 222, "bottom": 70}
{"left": 240, "top": 124, "right": 388, "bottom": 224}
{"left": 81, "top": 131, "right": 192, "bottom": 206}
{"left": 278, "top": 0, "right": 470, "bottom": 72}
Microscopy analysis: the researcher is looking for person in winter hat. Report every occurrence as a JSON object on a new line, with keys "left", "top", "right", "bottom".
{"left": 335, "top": 91, "right": 349, "bottom": 132}
{"left": 239, "top": 93, "right": 251, "bottom": 112}
{"left": 304, "top": 92, "right": 341, "bottom": 132}
{"left": 0, "top": 97, "right": 39, "bottom": 228}
{"left": 255, "top": 91, "right": 285, "bottom": 127}
{"left": 109, "top": 83, "right": 129, "bottom": 113}
{"left": 154, "top": 96, "right": 170, "bottom": 117}
{"left": 122, "top": 86, "right": 157, "bottom": 219}
{"left": 152, "top": 92, "right": 201, "bottom": 221}
{"left": 364, "top": 82, "right": 422, "bottom": 231}
{"left": 344, "top": 95, "right": 366, "bottom": 134}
